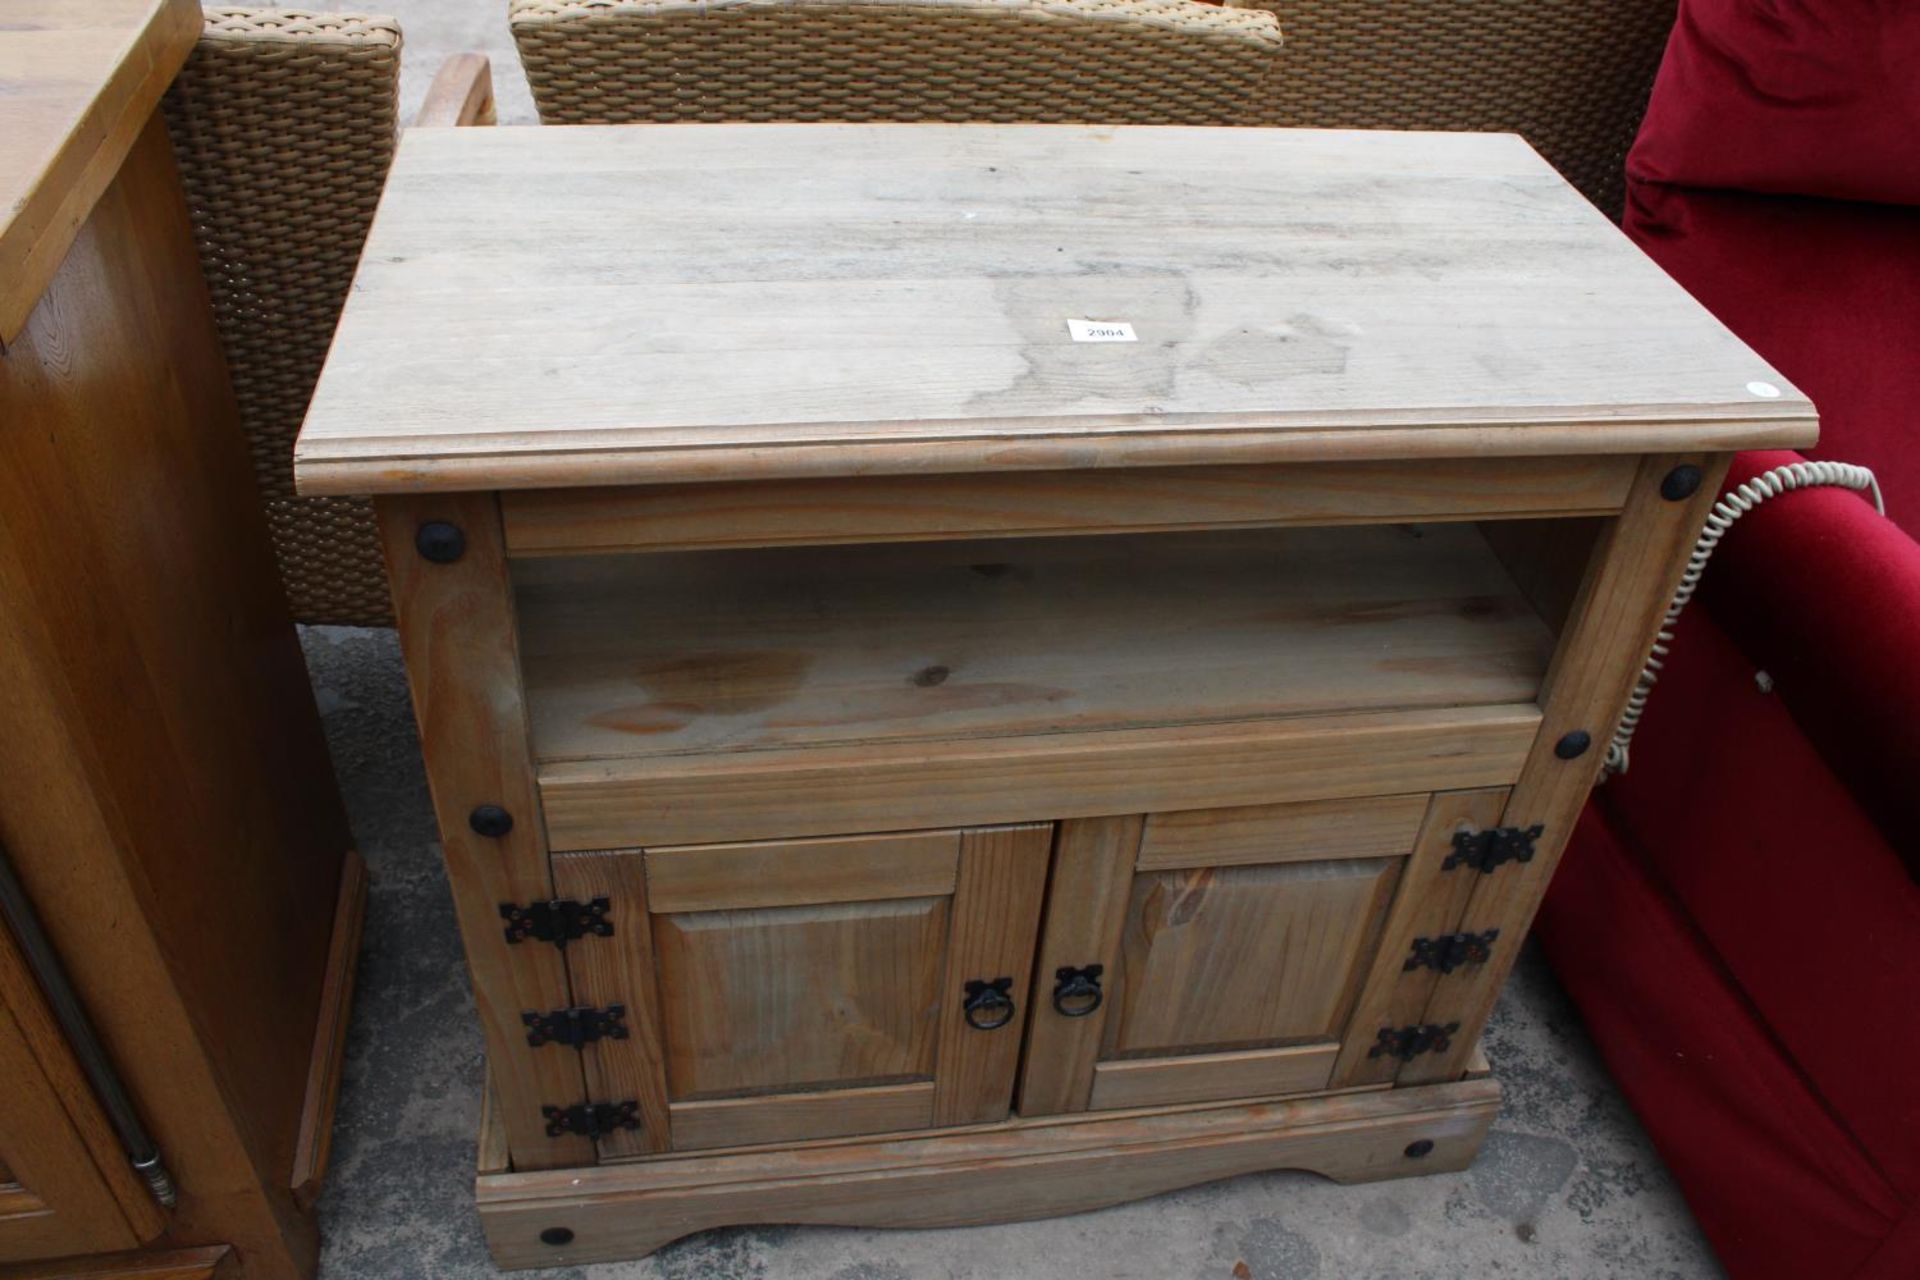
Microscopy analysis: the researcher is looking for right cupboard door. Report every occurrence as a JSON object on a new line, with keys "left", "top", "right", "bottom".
{"left": 1018, "top": 790, "right": 1509, "bottom": 1116}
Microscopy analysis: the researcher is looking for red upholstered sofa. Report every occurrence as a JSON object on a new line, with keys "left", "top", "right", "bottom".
{"left": 1534, "top": 3, "right": 1920, "bottom": 1279}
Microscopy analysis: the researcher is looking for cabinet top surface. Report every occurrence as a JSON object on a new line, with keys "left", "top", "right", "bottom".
{"left": 0, "top": 0, "right": 200, "bottom": 347}
{"left": 294, "top": 123, "right": 1815, "bottom": 496}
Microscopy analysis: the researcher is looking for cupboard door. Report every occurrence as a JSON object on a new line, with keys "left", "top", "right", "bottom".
{"left": 557, "top": 824, "right": 1050, "bottom": 1154}
{"left": 1021, "top": 795, "right": 1479, "bottom": 1115}
{"left": 0, "top": 995, "right": 142, "bottom": 1262}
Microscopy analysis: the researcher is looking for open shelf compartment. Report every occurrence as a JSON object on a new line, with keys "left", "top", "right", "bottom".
{"left": 514, "top": 523, "right": 1557, "bottom": 768}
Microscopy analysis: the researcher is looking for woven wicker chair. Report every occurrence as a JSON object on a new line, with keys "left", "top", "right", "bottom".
{"left": 163, "top": 10, "right": 495, "bottom": 628}
{"left": 1247, "top": 0, "right": 1677, "bottom": 220}
{"left": 512, "top": 0, "right": 1672, "bottom": 216}
{"left": 509, "top": 0, "right": 1284, "bottom": 128}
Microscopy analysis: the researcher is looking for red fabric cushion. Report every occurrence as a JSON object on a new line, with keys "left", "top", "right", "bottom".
{"left": 1541, "top": 800, "right": 1910, "bottom": 1280}
{"left": 1624, "top": 184, "right": 1920, "bottom": 521}
{"left": 1629, "top": 0, "right": 1920, "bottom": 205}
{"left": 1623, "top": 183, "right": 1920, "bottom": 847}
{"left": 1700, "top": 451, "right": 1920, "bottom": 861}
{"left": 1595, "top": 605, "right": 1920, "bottom": 1198}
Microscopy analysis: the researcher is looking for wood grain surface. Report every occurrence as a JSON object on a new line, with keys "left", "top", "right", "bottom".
{"left": 476, "top": 1079, "right": 1500, "bottom": 1267}
{"left": 538, "top": 704, "right": 1539, "bottom": 851}
{"left": 1086, "top": 1043, "right": 1339, "bottom": 1111}
{"left": 498, "top": 456, "right": 1637, "bottom": 555}
{"left": 0, "top": 0, "right": 200, "bottom": 347}
{"left": 653, "top": 897, "right": 949, "bottom": 1100}
{"left": 1102, "top": 858, "right": 1399, "bottom": 1056}
{"left": 516, "top": 525, "right": 1555, "bottom": 764}
{"left": 930, "top": 825, "right": 1053, "bottom": 1126}
{"left": 1405, "top": 454, "right": 1734, "bottom": 1084}
{"left": 551, "top": 850, "right": 674, "bottom": 1158}
{"left": 1016, "top": 815, "right": 1144, "bottom": 1117}
{"left": 1327, "top": 788, "right": 1510, "bottom": 1089}
{"left": 0, "top": 117, "right": 350, "bottom": 1278}
{"left": 1136, "top": 795, "right": 1429, "bottom": 871}
{"left": 375, "top": 493, "right": 591, "bottom": 1169}
{"left": 294, "top": 124, "right": 1814, "bottom": 494}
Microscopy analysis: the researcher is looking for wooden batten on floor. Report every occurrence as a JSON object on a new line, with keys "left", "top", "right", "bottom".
{"left": 475, "top": 1078, "right": 1501, "bottom": 1269}
{"left": 291, "top": 850, "right": 369, "bottom": 1209}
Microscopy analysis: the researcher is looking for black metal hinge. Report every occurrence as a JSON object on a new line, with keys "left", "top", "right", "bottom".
{"left": 1443, "top": 825, "right": 1544, "bottom": 874}
{"left": 1404, "top": 929, "right": 1500, "bottom": 975}
{"left": 542, "top": 1101, "right": 640, "bottom": 1139}
{"left": 1368, "top": 1022, "right": 1462, "bottom": 1062}
{"left": 523, "top": 1005, "right": 629, "bottom": 1049}
{"left": 499, "top": 897, "right": 613, "bottom": 948}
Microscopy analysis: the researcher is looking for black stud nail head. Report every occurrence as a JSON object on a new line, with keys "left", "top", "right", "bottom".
{"left": 1404, "top": 1139, "right": 1436, "bottom": 1159}
{"left": 415, "top": 521, "right": 466, "bottom": 563}
{"left": 1660, "top": 465, "right": 1704, "bottom": 501}
{"left": 539, "top": 1227, "right": 575, "bottom": 1247}
{"left": 1554, "top": 730, "right": 1592, "bottom": 760}
{"left": 469, "top": 804, "right": 514, "bottom": 838}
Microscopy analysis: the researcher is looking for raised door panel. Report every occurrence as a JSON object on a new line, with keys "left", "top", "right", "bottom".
{"left": 653, "top": 896, "right": 949, "bottom": 1099}
{"left": 0, "top": 997, "right": 140, "bottom": 1262}
{"left": 560, "top": 824, "right": 1050, "bottom": 1155}
{"left": 1102, "top": 859, "right": 1399, "bottom": 1056}
{"left": 1020, "top": 796, "right": 1427, "bottom": 1117}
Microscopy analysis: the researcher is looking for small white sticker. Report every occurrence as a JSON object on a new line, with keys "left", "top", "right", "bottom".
{"left": 1067, "top": 318, "right": 1137, "bottom": 343}
{"left": 1746, "top": 380, "right": 1782, "bottom": 398}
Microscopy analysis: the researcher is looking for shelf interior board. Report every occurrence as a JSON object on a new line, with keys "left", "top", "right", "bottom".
{"left": 515, "top": 525, "right": 1555, "bottom": 766}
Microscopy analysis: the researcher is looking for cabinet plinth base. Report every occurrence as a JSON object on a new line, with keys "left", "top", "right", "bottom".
{"left": 475, "top": 1077, "right": 1501, "bottom": 1269}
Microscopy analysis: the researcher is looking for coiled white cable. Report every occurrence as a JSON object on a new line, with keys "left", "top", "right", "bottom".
{"left": 1604, "top": 459, "right": 1886, "bottom": 777}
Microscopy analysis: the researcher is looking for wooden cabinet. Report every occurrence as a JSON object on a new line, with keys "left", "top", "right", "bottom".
{"left": 0, "top": 5, "right": 359, "bottom": 1277}
{"left": 295, "top": 122, "right": 1816, "bottom": 1268}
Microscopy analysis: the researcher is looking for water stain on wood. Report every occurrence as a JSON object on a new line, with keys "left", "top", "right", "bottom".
{"left": 1197, "top": 314, "right": 1353, "bottom": 387}
{"left": 601, "top": 651, "right": 815, "bottom": 728}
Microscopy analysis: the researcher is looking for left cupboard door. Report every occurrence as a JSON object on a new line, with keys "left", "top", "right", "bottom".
{"left": 0, "top": 948, "right": 147, "bottom": 1262}
{"left": 555, "top": 823, "right": 1053, "bottom": 1155}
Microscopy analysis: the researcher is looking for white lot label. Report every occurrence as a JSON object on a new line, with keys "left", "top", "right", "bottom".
{"left": 1067, "top": 318, "right": 1137, "bottom": 343}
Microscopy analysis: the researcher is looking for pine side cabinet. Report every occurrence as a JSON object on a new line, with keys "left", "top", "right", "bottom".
{"left": 295, "top": 122, "right": 1815, "bottom": 1269}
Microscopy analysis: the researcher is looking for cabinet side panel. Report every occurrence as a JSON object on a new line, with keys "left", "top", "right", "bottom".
{"left": 0, "top": 118, "right": 348, "bottom": 1270}
{"left": 376, "top": 492, "right": 591, "bottom": 1168}
{"left": 1407, "top": 454, "right": 1733, "bottom": 1083}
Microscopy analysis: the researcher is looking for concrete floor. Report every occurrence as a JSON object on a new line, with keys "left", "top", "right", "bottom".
{"left": 301, "top": 626, "right": 1722, "bottom": 1280}
{"left": 290, "top": 6, "right": 1722, "bottom": 1274}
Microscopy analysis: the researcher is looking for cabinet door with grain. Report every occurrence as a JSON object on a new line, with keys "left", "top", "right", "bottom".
{"left": 1018, "top": 793, "right": 1502, "bottom": 1115}
{"left": 555, "top": 824, "right": 1052, "bottom": 1155}
{"left": 0, "top": 993, "right": 145, "bottom": 1262}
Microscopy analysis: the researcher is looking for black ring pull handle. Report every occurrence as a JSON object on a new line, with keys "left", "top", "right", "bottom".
{"left": 962, "top": 977, "right": 1016, "bottom": 1031}
{"left": 1051, "top": 964, "right": 1104, "bottom": 1018}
